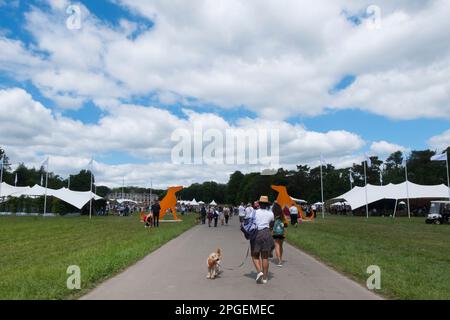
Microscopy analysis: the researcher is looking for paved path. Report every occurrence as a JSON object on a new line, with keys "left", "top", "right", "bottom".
{"left": 82, "top": 215, "right": 381, "bottom": 300}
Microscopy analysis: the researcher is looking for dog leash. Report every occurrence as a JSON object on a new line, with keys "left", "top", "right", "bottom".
{"left": 219, "top": 245, "right": 251, "bottom": 271}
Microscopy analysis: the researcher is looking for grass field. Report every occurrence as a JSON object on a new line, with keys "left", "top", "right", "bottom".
{"left": 287, "top": 216, "right": 450, "bottom": 300}
{"left": 0, "top": 213, "right": 196, "bottom": 300}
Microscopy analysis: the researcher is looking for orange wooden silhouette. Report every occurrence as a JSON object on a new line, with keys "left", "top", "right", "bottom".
{"left": 159, "top": 186, "right": 183, "bottom": 220}
{"left": 271, "top": 185, "right": 314, "bottom": 221}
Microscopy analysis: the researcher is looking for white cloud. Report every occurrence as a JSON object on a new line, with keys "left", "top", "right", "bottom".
{"left": 0, "top": 87, "right": 366, "bottom": 187}
{"left": 0, "top": 0, "right": 448, "bottom": 119}
{"left": 428, "top": 130, "right": 450, "bottom": 152}
{"left": 370, "top": 141, "right": 408, "bottom": 157}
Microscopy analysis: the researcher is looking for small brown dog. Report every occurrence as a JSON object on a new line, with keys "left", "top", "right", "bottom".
{"left": 207, "top": 248, "right": 222, "bottom": 279}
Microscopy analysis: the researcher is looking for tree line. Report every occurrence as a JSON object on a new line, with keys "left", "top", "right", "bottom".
{"left": 179, "top": 148, "right": 450, "bottom": 205}
{"left": 2, "top": 147, "right": 449, "bottom": 211}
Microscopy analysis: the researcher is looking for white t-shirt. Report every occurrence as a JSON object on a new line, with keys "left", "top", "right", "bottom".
{"left": 238, "top": 205, "right": 246, "bottom": 217}
{"left": 245, "top": 206, "right": 254, "bottom": 219}
{"left": 254, "top": 208, "right": 274, "bottom": 231}
{"left": 289, "top": 205, "right": 299, "bottom": 215}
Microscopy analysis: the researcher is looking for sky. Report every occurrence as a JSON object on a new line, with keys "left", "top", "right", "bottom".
{"left": 0, "top": 0, "right": 449, "bottom": 188}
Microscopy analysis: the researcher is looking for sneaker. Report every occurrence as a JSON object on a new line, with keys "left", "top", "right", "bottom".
{"left": 262, "top": 279, "right": 268, "bottom": 284}
{"left": 277, "top": 263, "right": 283, "bottom": 267}
{"left": 256, "top": 272, "right": 264, "bottom": 283}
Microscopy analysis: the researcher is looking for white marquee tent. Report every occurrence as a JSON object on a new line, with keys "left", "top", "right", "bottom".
{"left": 331, "top": 181, "right": 449, "bottom": 210}
{"left": 210, "top": 200, "right": 217, "bottom": 206}
{"left": 0, "top": 182, "right": 102, "bottom": 209}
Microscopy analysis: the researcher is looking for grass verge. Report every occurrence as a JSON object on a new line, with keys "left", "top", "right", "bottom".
{"left": 286, "top": 216, "right": 450, "bottom": 300}
{"left": 0, "top": 214, "right": 196, "bottom": 300}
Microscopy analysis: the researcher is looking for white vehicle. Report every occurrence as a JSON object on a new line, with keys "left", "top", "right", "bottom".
{"left": 425, "top": 201, "right": 450, "bottom": 225}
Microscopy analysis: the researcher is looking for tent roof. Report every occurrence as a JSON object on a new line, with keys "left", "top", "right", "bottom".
{"left": 331, "top": 181, "right": 449, "bottom": 210}
{"left": 0, "top": 182, "right": 102, "bottom": 209}
{"left": 210, "top": 200, "right": 217, "bottom": 205}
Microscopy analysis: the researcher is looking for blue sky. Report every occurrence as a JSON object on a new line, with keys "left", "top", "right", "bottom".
{"left": 0, "top": 0, "right": 449, "bottom": 186}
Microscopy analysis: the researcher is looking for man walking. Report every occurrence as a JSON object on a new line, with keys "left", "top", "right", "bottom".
{"left": 289, "top": 203, "right": 299, "bottom": 228}
{"left": 151, "top": 200, "right": 161, "bottom": 228}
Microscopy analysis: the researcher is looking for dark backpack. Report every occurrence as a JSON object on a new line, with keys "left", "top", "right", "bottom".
{"left": 240, "top": 209, "right": 258, "bottom": 241}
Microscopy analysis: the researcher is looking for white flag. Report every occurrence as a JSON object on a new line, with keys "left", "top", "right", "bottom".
{"left": 379, "top": 171, "right": 383, "bottom": 185}
{"left": 41, "top": 157, "right": 49, "bottom": 167}
{"left": 364, "top": 153, "right": 372, "bottom": 167}
{"left": 349, "top": 170, "right": 354, "bottom": 183}
{"left": 320, "top": 154, "right": 327, "bottom": 166}
{"left": 15, "top": 173, "right": 18, "bottom": 186}
{"left": 40, "top": 174, "right": 43, "bottom": 186}
{"left": 431, "top": 152, "right": 447, "bottom": 162}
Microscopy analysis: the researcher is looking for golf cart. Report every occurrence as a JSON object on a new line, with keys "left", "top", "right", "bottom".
{"left": 425, "top": 201, "right": 450, "bottom": 225}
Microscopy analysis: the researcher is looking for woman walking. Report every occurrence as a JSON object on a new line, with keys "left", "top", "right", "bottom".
{"left": 272, "top": 203, "right": 287, "bottom": 267}
{"left": 207, "top": 207, "right": 214, "bottom": 227}
{"left": 251, "top": 196, "right": 274, "bottom": 284}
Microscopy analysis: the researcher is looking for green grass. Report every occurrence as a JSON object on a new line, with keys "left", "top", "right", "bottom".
{"left": 0, "top": 213, "right": 196, "bottom": 300}
{"left": 286, "top": 216, "right": 450, "bottom": 300}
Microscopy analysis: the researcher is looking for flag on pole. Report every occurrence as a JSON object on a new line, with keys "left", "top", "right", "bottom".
{"left": 15, "top": 173, "right": 18, "bottom": 186}
{"left": 40, "top": 174, "right": 43, "bottom": 186}
{"left": 349, "top": 170, "right": 354, "bottom": 183}
{"left": 41, "top": 157, "right": 49, "bottom": 168}
{"left": 364, "top": 153, "right": 372, "bottom": 167}
{"left": 379, "top": 171, "right": 383, "bottom": 185}
{"left": 431, "top": 152, "right": 447, "bottom": 161}
{"left": 320, "top": 154, "right": 327, "bottom": 166}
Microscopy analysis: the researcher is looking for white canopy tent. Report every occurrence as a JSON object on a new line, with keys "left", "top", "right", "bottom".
{"left": 291, "top": 197, "right": 307, "bottom": 204}
{"left": 210, "top": 200, "right": 217, "bottom": 206}
{"left": 331, "top": 181, "right": 449, "bottom": 210}
{"left": 190, "top": 199, "right": 199, "bottom": 206}
{"left": 0, "top": 182, "right": 102, "bottom": 210}
{"left": 114, "top": 199, "right": 138, "bottom": 204}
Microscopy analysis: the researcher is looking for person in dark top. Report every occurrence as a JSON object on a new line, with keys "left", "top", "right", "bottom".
{"left": 200, "top": 206, "right": 207, "bottom": 224}
{"left": 151, "top": 200, "right": 161, "bottom": 227}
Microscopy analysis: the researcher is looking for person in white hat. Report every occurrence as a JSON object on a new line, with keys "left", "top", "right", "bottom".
{"left": 251, "top": 196, "right": 274, "bottom": 284}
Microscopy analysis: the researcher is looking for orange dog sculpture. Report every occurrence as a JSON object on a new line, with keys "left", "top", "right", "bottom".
{"left": 159, "top": 186, "right": 183, "bottom": 220}
{"left": 271, "top": 185, "right": 314, "bottom": 221}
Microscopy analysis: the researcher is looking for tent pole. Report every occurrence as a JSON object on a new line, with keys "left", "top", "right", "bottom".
{"left": 405, "top": 164, "right": 411, "bottom": 219}
{"left": 364, "top": 161, "right": 369, "bottom": 219}
{"left": 320, "top": 163, "right": 324, "bottom": 219}
{"left": 0, "top": 156, "right": 4, "bottom": 200}
{"left": 447, "top": 157, "right": 450, "bottom": 201}
{"left": 43, "top": 162, "right": 49, "bottom": 216}
{"left": 393, "top": 199, "right": 398, "bottom": 218}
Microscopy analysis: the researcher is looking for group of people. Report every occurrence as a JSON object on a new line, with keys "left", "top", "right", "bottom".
{"left": 143, "top": 200, "right": 162, "bottom": 228}
{"left": 240, "top": 197, "right": 302, "bottom": 284}
{"left": 200, "top": 205, "right": 233, "bottom": 227}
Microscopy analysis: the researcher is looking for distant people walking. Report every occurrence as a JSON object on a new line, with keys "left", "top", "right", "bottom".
{"left": 218, "top": 206, "right": 225, "bottom": 226}
{"left": 245, "top": 203, "right": 255, "bottom": 220}
{"left": 207, "top": 207, "right": 214, "bottom": 227}
{"left": 272, "top": 203, "right": 286, "bottom": 267}
{"left": 151, "top": 200, "right": 161, "bottom": 227}
{"left": 201, "top": 206, "right": 207, "bottom": 225}
{"left": 224, "top": 207, "right": 230, "bottom": 225}
{"left": 251, "top": 196, "right": 274, "bottom": 284}
{"left": 289, "top": 204, "right": 299, "bottom": 228}
{"left": 238, "top": 203, "right": 246, "bottom": 222}
{"left": 213, "top": 208, "right": 219, "bottom": 227}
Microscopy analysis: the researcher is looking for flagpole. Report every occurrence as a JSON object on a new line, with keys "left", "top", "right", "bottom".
{"left": 447, "top": 156, "right": 450, "bottom": 200}
{"left": 0, "top": 156, "right": 4, "bottom": 201}
{"left": 320, "top": 162, "right": 325, "bottom": 219}
{"left": 43, "top": 159, "right": 49, "bottom": 216}
{"left": 89, "top": 160, "right": 93, "bottom": 220}
{"left": 150, "top": 178, "right": 153, "bottom": 204}
{"left": 364, "top": 161, "right": 369, "bottom": 219}
{"left": 405, "top": 162, "right": 411, "bottom": 219}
